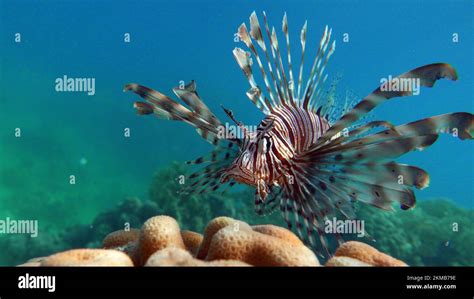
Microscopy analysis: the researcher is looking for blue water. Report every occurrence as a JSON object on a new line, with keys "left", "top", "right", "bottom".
{"left": 0, "top": 0, "right": 472, "bottom": 236}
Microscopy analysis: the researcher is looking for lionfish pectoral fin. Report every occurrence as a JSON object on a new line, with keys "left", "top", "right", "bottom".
{"left": 293, "top": 112, "right": 473, "bottom": 218}
{"left": 256, "top": 179, "right": 268, "bottom": 201}
{"left": 278, "top": 183, "right": 334, "bottom": 257}
{"left": 179, "top": 142, "right": 241, "bottom": 195}
{"left": 280, "top": 111, "right": 473, "bottom": 257}
{"left": 315, "top": 63, "right": 459, "bottom": 147}
{"left": 254, "top": 184, "right": 282, "bottom": 216}
{"left": 125, "top": 81, "right": 228, "bottom": 145}
{"left": 125, "top": 81, "right": 243, "bottom": 195}
{"left": 392, "top": 112, "right": 473, "bottom": 140}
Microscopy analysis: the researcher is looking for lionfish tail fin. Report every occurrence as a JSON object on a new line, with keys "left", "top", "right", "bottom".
{"left": 234, "top": 11, "right": 335, "bottom": 112}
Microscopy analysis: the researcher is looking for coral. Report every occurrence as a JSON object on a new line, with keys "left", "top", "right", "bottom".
{"left": 334, "top": 241, "right": 407, "bottom": 266}
{"left": 197, "top": 216, "right": 251, "bottom": 259}
{"left": 138, "top": 216, "right": 186, "bottom": 265}
{"left": 325, "top": 256, "right": 373, "bottom": 267}
{"left": 251, "top": 225, "right": 304, "bottom": 246}
{"left": 109, "top": 241, "right": 140, "bottom": 266}
{"left": 205, "top": 225, "right": 320, "bottom": 266}
{"left": 181, "top": 231, "right": 203, "bottom": 256}
{"left": 4, "top": 163, "right": 473, "bottom": 266}
{"left": 20, "top": 215, "right": 409, "bottom": 267}
{"left": 102, "top": 229, "right": 140, "bottom": 248}
{"left": 145, "top": 247, "right": 250, "bottom": 267}
{"left": 40, "top": 249, "right": 134, "bottom": 266}
{"left": 17, "top": 257, "right": 44, "bottom": 267}
{"left": 204, "top": 260, "right": 251, "bottom": 267}
{"left": 145, "top": 247, "right": 193, "bottom": 266}
{"left": 134, "top": 215, "right": 319, "bottom": 266}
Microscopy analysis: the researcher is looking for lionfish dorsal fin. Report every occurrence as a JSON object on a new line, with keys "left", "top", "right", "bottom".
{"left": 262, "top": 11, "right": 286, "bottom": 105}
{"left": 270, "top": 25, "right": 292, "bottom": 102}
{"left": 232, "top": 47, "right": 271, "bottom": 114}
{"left": 249, "top": 11, "right": 265, "bottom": 50}
{"left": 235, "top": 12, "right": 336, "bottom": 112}
{"left": 296, "top": 20, "right": 307, "bottom": 102}
{"left": 302, "top": 26, "right": 335, "bottom": 110}
{"left": 282, "top": 12, "right": 295, "bottom": 102}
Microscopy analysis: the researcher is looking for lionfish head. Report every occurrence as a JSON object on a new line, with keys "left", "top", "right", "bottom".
{"left": 221, "top": 118, "right": 276, "bottom": 192}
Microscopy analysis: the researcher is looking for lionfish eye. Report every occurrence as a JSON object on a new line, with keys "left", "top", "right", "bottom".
{"left": 265, "top": 136, "right": 272, "bottom": 147}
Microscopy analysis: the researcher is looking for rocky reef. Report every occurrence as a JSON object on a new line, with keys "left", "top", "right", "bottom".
{"left": 2, "top": 163, "right": 473, "bottom": 266}
{"left": 18, "top": 215, "right": 406, "bottom": 267}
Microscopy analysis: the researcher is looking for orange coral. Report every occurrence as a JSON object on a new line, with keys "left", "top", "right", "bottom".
{"left": 325, "top": 256, "right": 373, "bottom": 267}
{"left": 102, "top": 229, "right": 141, "bottom": 265}
{"left": 334, "top": 241, "right": 407, "bottom": 267}
{"left": 252, "top": 225, "right": 304, "bottom": 246}
{"left": 196, "top": 216, "right": 250, "bottom": 259}
{"left": 138, "top": 215, "right": 186, "bottom": 265}
{"left": 40, "top": 249, "right": 134, "bottom": 266}
{"left": 21, "top": 215, "right": 407, "bottom": 267}
{"left": 145, "top": 247, "right": 250, "bottom": 267}
{"left": 102, "top": 229, "right": 140, "bottom": 248}
{"left": 17, "top": 257, "right": 44, "bottom": 267}
{"left": 206, "top": 225, "right": 320, "bottom": 266}
{"left": 181, "top": 230, "right": 203, "bottom": 256}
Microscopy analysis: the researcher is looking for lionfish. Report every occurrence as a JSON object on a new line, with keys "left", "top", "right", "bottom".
{"left": 124, "top": 12, "right": 473, "bottom": 256}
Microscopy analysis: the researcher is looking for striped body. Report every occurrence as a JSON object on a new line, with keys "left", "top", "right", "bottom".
{"left": 224, "top": 105, "right": 330, "bottom": 199}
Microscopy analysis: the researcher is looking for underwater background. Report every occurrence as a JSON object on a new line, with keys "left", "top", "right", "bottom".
{"left": 0, "top": 0, "right": 472, "bottom": 266}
